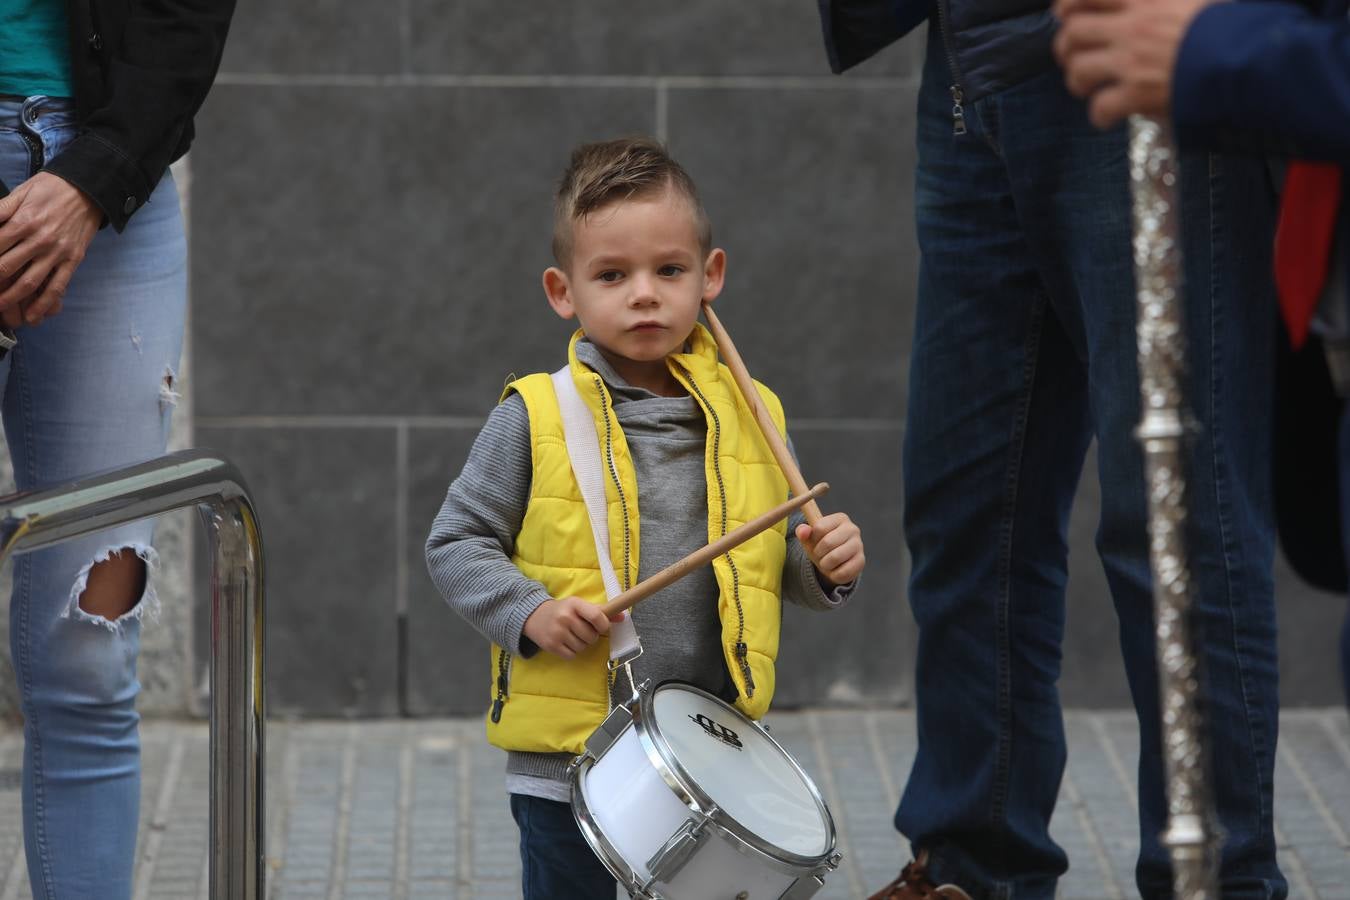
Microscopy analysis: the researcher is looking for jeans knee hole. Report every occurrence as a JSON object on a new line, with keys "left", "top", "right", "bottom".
{"left": 69, "top": 544, "right": 160, "bottom": 630}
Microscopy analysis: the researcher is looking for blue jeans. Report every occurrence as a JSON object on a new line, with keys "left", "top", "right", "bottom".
{"left": 510, "top": 794, "right": 616, "bottom": 900}
{"left": 0, "top": 96, "right": 186, "bottom": 899}
{"left": 895, "top": 33, "right": 1283, "bottom": 900}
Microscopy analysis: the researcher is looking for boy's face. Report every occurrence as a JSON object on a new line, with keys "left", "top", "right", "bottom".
{"left": 543, "top": 187, "right": 725, "bottom": 396}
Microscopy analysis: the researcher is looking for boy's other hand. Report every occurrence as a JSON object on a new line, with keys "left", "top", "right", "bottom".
{"left": 796, "top": 513, "right": 865, "bottom": 586}
{"left": 522, "top": 596, "right": 613, "bottom": 659}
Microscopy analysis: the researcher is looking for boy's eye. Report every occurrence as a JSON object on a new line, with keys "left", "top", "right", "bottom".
{"left": 658, "top": 265, "right": 684, "bottom": 277}
{"left": 598, "top": 270, "right": 622, "bottom": 283}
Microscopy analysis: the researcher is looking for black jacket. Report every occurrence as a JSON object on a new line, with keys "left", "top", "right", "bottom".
{"left": 44, "top": 0, "right": 236, "bottom": 232}
{"left": 818, "top": 0, "right": 1056, "bottom": 104}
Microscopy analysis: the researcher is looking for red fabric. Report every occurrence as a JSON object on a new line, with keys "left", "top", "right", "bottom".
{"left": 1274, "top": 162, "right": 1344, "bottom": 349}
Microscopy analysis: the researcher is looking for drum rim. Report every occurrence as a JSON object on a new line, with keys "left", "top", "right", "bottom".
{"left": 636, "top": 680, "right": 838, "bottom": 868}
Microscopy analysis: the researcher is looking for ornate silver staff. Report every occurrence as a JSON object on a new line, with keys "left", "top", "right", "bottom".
{"left": 1128, "top": 114, "right": 1223, "bottom": 898}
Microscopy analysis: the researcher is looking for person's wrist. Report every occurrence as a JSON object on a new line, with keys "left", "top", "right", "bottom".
{"left": 40, "top": 171, "right": 102, "bottom": 229}
{"left": 521, "top": 598, "right": 553, "bottom": 641}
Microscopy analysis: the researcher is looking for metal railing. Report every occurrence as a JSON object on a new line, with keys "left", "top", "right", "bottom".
{"left": 0, "top": 450, "right": 265, "bottom": 900}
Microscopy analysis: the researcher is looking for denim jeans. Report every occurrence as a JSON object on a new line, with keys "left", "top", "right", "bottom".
{"left": 510, "top": 794, "right": 617, "bottom": 900}
{"left": 0, "top": 95, "right": 186, "bottom": 899}
{"left": 895, "top": 32, "right": 1284, "bottom": 900}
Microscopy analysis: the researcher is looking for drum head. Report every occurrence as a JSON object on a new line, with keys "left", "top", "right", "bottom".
{"left": 647, "top": 683, "right": 832, "bottom": 859}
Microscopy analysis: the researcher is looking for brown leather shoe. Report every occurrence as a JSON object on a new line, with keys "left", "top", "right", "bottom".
{"left": 867, "top": 851, "right": 973, "bottom": 900}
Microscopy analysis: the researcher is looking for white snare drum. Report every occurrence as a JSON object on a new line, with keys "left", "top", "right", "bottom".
{"left": 570, "top": 681, "right": 841, "bottom": 899}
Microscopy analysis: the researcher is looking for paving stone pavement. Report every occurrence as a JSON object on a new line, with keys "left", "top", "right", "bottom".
{"left": 0, "top": 710, "right": 1345, "bottom": 899}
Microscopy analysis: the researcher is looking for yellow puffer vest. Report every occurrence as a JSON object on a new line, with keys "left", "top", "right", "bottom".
{"left": 485, "top": 325, "right": 790, "bottom": 754}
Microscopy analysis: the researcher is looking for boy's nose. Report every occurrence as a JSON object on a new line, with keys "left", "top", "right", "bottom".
{"left": 628, "top": 276, "right": 659, "bottom": 306}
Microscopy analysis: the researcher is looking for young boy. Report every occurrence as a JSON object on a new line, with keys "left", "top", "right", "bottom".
{"left": 425, "top": 137, "right": 865, "bottom": 900}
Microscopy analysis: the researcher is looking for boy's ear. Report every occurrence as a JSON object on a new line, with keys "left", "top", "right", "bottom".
{"left": 543, "top": 267, "right": 575, "bottom": 320}
{"left": 701, "top": 248, "right": 727, "bottom": 305}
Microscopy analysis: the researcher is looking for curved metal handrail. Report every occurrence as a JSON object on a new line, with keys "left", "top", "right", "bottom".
{"left": 0, "top": 449, "right": 265, "bottom": 900}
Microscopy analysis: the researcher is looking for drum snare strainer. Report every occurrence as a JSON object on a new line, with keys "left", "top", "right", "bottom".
{"left": 570, "top": 681, "right": 842, "bottom": 899}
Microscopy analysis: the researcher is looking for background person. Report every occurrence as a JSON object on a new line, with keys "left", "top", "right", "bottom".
{"left": 819, "top": 0, "right": 1285, "bottom": 896}
{"left": 0, "top": 0, "right": 235, "bottom": 896}
{"left": 1055, "top": 0, "right": 1350, "bottom": 711}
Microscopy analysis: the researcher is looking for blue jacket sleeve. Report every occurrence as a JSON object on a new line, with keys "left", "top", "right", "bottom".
{"left": 1174, "top": 2, "right": 1350, "bottom": 162}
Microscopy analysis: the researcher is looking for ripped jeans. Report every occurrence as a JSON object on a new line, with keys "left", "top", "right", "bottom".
{"left": 0, "top": 95, "right": 186, "bottom": 899}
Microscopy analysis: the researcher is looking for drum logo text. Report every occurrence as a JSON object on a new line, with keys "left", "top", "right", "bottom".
{"left": 688, "top": 713, "right": 743, "bottom": 750}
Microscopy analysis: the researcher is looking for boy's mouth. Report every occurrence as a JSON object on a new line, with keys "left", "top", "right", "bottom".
{"left": 630, "top": 321, "right": 665, "bottom": 332}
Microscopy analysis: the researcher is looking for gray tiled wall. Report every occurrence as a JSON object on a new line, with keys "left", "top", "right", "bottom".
{"left": 188, "top": 3, "right": 1345, "bottom": 717}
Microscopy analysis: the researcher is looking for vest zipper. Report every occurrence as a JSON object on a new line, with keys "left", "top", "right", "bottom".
{"left": 595, "top": 376, "right": 633, "bottom": 711}
{"left": 933, "top": 0, "right": 968, "bottom": 136}
{"left": 490, "top": 648, "right": 511, "bottom": 723}
{"left": 678, "top": 366, "right": 755, "bottom": 698}
{"left": 593, "top": 376, "right": 633, "bottom": 593}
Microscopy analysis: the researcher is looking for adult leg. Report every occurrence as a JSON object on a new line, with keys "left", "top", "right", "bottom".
{"left": 1, "top": 96, "right": 187, "bottom": 899}
{"left": 893, "top": 33, "right": 1096, "bottom": 899}
{"left": 1004, "top": 71, "right": 1284, "bottom": 899}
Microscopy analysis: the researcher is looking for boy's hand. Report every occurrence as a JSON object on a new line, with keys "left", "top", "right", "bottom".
{"left": 522, "top": 596, "right": 613, "bottom": 659}
{"left": 796, "top": 513, "right": 865, "bottom": 586}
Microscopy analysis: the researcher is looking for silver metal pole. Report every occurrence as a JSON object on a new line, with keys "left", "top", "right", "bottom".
{"left": 0, "top": 450, "right": 265, "bottom": 900}
{"left": 1128, "top": 114, "right": 1223, "bottom": 898}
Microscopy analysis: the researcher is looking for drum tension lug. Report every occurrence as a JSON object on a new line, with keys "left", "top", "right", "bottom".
{"left": 778, "top": 874, "right": 826, "bottom": 900}
{"left": 776, "top": 852, "right": 843, "bottom": 900}
{"left": 645, "top": 809, "right": 716, "bottom": 885}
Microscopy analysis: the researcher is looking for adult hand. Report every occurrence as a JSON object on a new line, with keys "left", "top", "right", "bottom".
{"left": 522, "top": 596, "right": 613, "bottom": 659}
{"left": 1053, "top": 0, "right": 1218, "bottom": 129}
{"left": 796, "top": 512, "right": 865, "bottom": 587}
{"left": 0, "top": 172, "right": 102, "bottom": 324}
{"left": 0, "top": 305, "right": 23, "bottom": 332}
{"left": 0, "top": 277, "right": 24, "bottom": 331}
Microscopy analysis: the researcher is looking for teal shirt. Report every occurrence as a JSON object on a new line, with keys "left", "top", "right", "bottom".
{"left": 0, "top": 0, "right": 73, "bottom": 99}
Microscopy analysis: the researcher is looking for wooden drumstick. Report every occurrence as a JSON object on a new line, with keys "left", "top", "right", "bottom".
{"left": 701, "top": 302, "right": 823, "bottom": 524}
{"left": 600, "top": 482, "right": 829, "bottom": 618}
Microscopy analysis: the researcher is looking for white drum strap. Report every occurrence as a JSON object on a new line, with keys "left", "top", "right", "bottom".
{"left": 549, "top": 368, "right": 643, "bottom": 669}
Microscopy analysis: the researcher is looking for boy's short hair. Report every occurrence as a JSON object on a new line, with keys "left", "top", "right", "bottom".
{"left": 552, "top": 137, "right": 712, "bottom": 267}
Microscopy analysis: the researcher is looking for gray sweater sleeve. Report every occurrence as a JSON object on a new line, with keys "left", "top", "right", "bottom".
{"left": 424, "top": 394, "right": 551, "bottom": 656}
{"left": 780, "top": 435, "right": 858, "bottom": 611}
